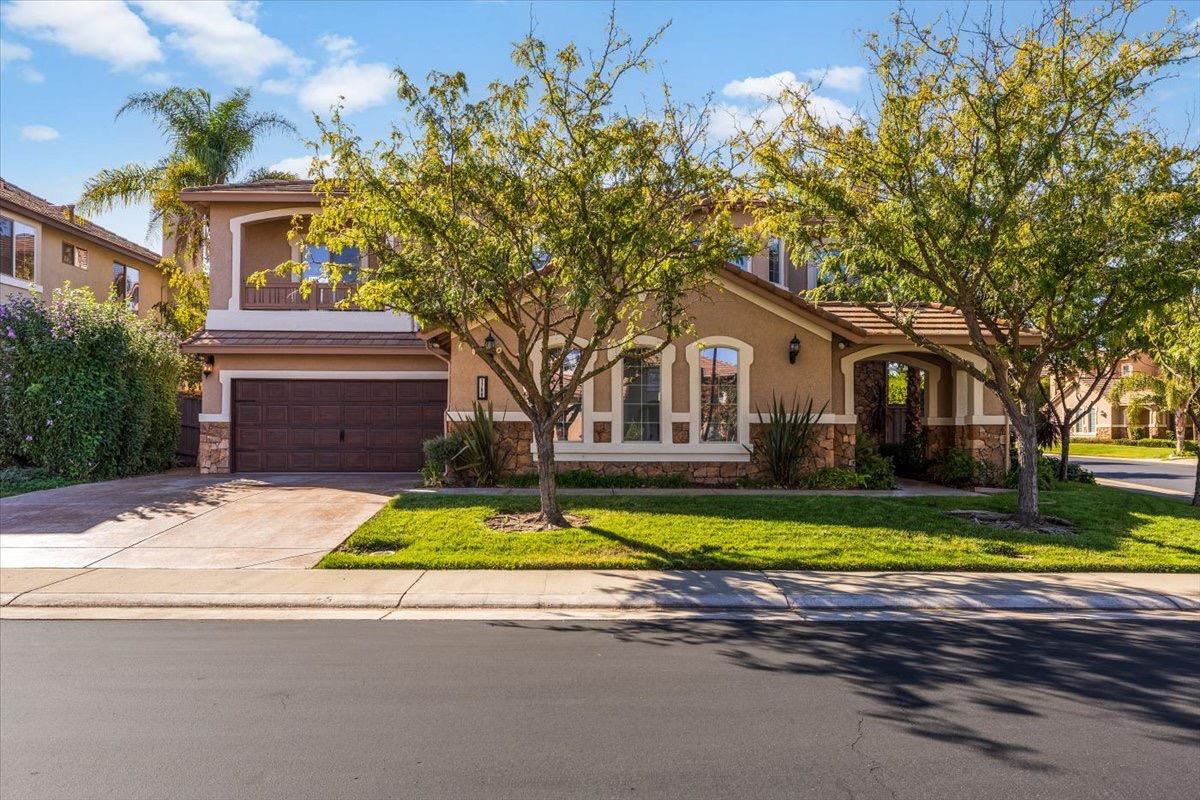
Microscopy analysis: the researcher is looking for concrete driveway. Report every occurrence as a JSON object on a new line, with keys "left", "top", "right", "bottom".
{"left": 0, "top": 472, "right": 413, "bottom": 569}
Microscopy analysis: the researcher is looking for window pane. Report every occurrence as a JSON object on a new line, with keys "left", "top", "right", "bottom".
{"left": 731, "top": 254, "right": 750, "bottom": 271}
{"left": 125, "top": 266, "right": 140, "bottom": 311}
{"left": 13, "top": 221, "right": 35, "bottom": 281}
{"left": 112, "top": 262, "right": 126, "bottom": 300}
{"left": 622, "top": 348, "right": 661, "bottom": 442}
{"left": 62, "top": 242, "right": 75, "bottom": 265}
{"left": 550, "top": 346, "right": 584, "bottom": 442}
{"left": 699, "top": 346, "right": 739, "bottom": 442}
{"left": 0, "top": 217, "right": 12, "bottom": 277}
{"left": 768, "top": 237, "right": 782, "bottom": 284}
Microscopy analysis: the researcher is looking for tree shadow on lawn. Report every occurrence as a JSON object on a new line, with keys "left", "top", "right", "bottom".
{"left": 396, "top": 486, "right": 1200, "bottom": 563}
{"left": 492, "top": 616, "right": 1200, "bottom": 771}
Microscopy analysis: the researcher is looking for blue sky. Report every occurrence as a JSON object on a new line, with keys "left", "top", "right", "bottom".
{"left": 1, "top": 0, "right": 1197, "bottom": 250}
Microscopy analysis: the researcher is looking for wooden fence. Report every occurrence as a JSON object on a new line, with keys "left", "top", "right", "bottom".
{"left": 176, "top": 392, "right": 201, "bottom": 466}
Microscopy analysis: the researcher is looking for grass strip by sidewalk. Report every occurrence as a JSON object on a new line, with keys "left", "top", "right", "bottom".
{"left": 319, "top": 483, "right": 1200, "bottom": 572}
{"left": 1053, "top": 442, "right": 1183, "bottom": 460}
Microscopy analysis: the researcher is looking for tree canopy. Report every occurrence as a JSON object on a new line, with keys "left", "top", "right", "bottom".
{"left": 297, "top": 18, "right": 745, "bottom": 525}
{"left": 752, "top": 0, "right": 1199, "bottom": 522}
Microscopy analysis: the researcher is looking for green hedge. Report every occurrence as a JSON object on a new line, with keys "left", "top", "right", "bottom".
{"left": 1108, "top": 437, "right": 1197, "bottom": 453}
{"left": 0, "top": 289, "right": 185, "bottom": 480}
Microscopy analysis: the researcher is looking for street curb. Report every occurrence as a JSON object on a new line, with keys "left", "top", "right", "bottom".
{"left": 7, "top": 591, "right": 1196, "bottom": 612}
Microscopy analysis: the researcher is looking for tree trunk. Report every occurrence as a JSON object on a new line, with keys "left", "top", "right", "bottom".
{"left": 1175, "top": 410, "right": 1186, "bottom": 457}
{"left": 1058, "top": 422, "right": 1072, "bottom": 481}
{"left": 530, "top": 421, "right": 570, "bottom": 527}
{"left": 1014, "top": 397, "right": 1041, "bottom": 526}
{"left": 1193, "top": 455, "right": 1199, "bottom": 508}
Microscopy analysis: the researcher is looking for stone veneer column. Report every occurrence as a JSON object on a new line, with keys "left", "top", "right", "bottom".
{"left": 954, "top": 424, "right": 1008, "bottom": 483}
{"left": 198, "top": 421, "right": 231, "bottom": 474}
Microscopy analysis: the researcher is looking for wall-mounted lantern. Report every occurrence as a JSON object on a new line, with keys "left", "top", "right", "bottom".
{"left": 788, "top": 335, "right": 801, "bottom": 365}
{"left": 202, "top": 354, "right": 215, "bottom": 377}
{"left": 483, "top": 331, "right": 496, "bottom": 354}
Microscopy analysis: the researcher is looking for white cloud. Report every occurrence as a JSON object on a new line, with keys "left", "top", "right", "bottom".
{"left": 722, "top": 70, "right": 803, "bottom": 101}
{"left": 133, "top": 0, "right": 295, "bottom": 82}
{"left": 20, "top": 124, "right": 60, "bottom": 142}
{"left": 21, "top": 66, "right": 44, "bottom": 83}
{"left": 4, "top": 1, "right": 162, "bottom": 71}
{"left": 0, "top": 37, "right": 33, "bottom": 64}
{"left": 802, "top": 65, "right": 866, "bottom": 92}
{"left": 318, "top": 34, "right": 358, "bottom": 62}
{"left": 711, "top": 88, "right": 856, "bottom": 141}
{"left": 261, "top": 77, "right": 297, "bottom": 95}
{"left": 268, "top": 154, "right": 330, "bottom": 178}
{"left": 298, "top": 60, "right": 394, "bottom": 114}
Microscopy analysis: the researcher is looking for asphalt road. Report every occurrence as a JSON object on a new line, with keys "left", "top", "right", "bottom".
{"left": 2, "top": 619, "right": 1198, "bottom": 800}
{"left": 1073, "top": 455, "right": 1197, "bottom": 498}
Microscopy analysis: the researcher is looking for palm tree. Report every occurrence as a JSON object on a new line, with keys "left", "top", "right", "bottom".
{"left": 79, "top": 87, "right": 297, "bottom": 263}
{"left": 1108, "top": 372, "right": 1191, "bottom": 455}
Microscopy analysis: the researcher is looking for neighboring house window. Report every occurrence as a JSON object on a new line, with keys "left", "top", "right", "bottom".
{"left": 0, "top": 215, "right": 36, "bottom": 282}
{"left": 1121, "top": 364, "right": 1132, "bottom": 376}
{"left": 698, "top": 346, "right": 739, "bottom": 442}
{"left": 62, "top": 243, "right": 88, "bottom": 269}
{"left": 730, "top": 254, "right": 751, "bottom": 271}
{"left": 1074, "top": 408, "right": 1098, "bottom": 434}
{"left": 767, "top": 237, "right": 783, "bottom": 285}
{"left": 297, "top": 244, "right": 360, "bottom": 283}
{"left": 549, "top": 346, "right": 584, "bottom": 442}
{"left": 112, "top": 262, "right": 140, "bottom": 311}
{"left": 621, "top": 348, "right": 662, "bottom": 442}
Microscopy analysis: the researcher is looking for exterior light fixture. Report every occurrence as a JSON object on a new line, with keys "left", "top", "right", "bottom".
{"left": 202, "top": 354, "right": 215, "bottom": 377}
{"left": 483, "top": 331, "right": 496, "bottom": 354}
{"left": 788, "top": 335, "right": 801, "bottom": 364}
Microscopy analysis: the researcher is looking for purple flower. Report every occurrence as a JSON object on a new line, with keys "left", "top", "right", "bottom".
{"left": 24, "top": 434, "right": 33, "bottom": 442}
{"left": 46, "top": 419, "right": 54, "bottom": 427}
{"left": 5, "top": 328, "right": 14, "bottom": 339}
{"left": 55, "top": 399, "right": 62, "bottom": 406}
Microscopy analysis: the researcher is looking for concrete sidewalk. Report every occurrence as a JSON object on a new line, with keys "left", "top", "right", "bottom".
{"left": 2, "top": 568, "right": 1196, "bottom": 614}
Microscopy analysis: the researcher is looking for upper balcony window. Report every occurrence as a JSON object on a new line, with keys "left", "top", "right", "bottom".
{"left": 1, "top": 215, "right": 37, "bottom": 283}
{"left": 730, "top": 254, "right": 751, "bottom": 271}
{"left": 298, "top": 244, "right": 361, "bottom": 284}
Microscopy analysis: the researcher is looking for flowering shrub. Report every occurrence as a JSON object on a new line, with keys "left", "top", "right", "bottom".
{"left": 0, "top": 288, "right": 185, "bottom": 480}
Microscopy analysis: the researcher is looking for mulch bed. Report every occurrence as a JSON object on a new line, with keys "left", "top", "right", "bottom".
{"left": 947, "top": 509, "right": 1076, "bottom": 535}
{"left": 486, "top": 512, "right": 590, "bottom": 532}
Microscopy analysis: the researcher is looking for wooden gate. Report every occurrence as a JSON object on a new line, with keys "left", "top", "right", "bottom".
{"left": 176, "top": 392, "right": 201, "bottom": 466}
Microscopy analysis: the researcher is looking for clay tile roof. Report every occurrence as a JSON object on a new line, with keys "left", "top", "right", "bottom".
{"left": 180, "top": 329, "right": 439, "bottom": 353}
{"left": 0, "top": 178, "right": 161, "bottom": 265}
{"left": 182, "top": 179, "right": 317, "bottom": 194}
{"left": 817, "top": 302, "right": 1039, "bottom": 342}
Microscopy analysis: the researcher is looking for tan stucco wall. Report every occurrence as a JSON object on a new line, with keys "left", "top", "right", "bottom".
{"left": 202, "top": 352, "right": 447, "bottom": 414}
{"left": 730, "top": 209, "right": 808, "bottom": 291}
{"left": 0, "top": 206, "right": 163, "bottom": 316}
{"left": 445, "top": 282, "right": 835, "bottom": 416}
{"left": 206, "top": 199, "right": 318, "bottom": 310}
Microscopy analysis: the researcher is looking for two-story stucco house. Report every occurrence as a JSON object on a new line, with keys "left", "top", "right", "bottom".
{"left": 0, "top": 179, "right": 164, "bottom": 314}
{"left": 181, "top": 179, "right": 1027, "bottom": 481}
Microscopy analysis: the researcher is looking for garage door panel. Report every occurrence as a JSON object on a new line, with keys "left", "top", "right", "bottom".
{"left": 233, "top": 378, "right": 446, "bottom": 473}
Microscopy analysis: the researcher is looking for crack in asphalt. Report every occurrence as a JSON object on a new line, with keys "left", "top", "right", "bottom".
{"left": 849, "top": 715, "right": 900, "bottom": 800}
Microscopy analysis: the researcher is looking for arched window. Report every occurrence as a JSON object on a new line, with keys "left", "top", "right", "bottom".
{"left": 621, "top": 348, "right": 662, "bottom": 442}
{"left": 698, "top": 346, "right": 739, "bottom": 442}
{"left": 548, "top": 346, "right": 584, "bottom": 442}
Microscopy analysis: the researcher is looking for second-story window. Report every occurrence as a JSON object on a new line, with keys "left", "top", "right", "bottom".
{"left": 1, "top": 215, "right": 36, "bottom": 282}
{"left": 767, "top": 237, "right": 783, "bottom": 285}
{"left": 298, "top": 245, "right": 360, "bottom": 283}
{"left": 548, "top": 346, "right": 585, "bottom": 442}
{"left": 730, "top": 254, "right": 750, "bottom": 271}
{"left": 112, "top": 262, "right": 140, "bottom": 311}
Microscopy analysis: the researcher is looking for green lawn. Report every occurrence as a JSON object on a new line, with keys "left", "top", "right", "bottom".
{"left": 1056, "top": 442, "right": 1180, "bottom": 460}
{"left": 318, "top": 483, "right": 1200, "bottom": 572}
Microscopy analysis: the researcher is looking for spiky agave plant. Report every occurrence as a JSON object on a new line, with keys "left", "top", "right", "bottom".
{"left": 753, "top": 394, "right": 826, "bottom": 488}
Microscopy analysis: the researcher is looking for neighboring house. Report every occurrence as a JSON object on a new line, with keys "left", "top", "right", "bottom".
{"left": 0, "top": 179, "right": 164, "bottom": 314}
{"left": 180, "top": 179, "right": 1027, "bottom": 480}
{"left": 1072, "top": 353, "right": 1196, "bottom": 441}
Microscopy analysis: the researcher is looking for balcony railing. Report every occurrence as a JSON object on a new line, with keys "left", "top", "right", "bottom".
{"left": 241, "top": 283, "right": 359, "bottom": 311}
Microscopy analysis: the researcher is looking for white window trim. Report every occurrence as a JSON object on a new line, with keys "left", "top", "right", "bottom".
{"left": 0, "top": 212, "right": 42, "bottom": 291}
{"left": 611, "top": 335, "right": 674, "bottom": 445}
{"left": 686, "top": 336, "right": 754, "bottom": 446}
{"left": 198, "top": 369, "right": 448, "bottom": 423}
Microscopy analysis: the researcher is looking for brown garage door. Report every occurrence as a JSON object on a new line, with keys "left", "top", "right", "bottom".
{"left": 232, "top": 379, "right": 446, "bottom": 473}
